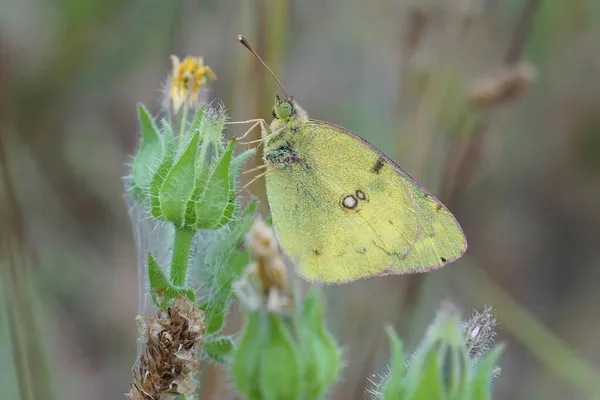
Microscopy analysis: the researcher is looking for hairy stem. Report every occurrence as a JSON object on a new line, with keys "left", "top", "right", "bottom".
{"left": 170, "top": 227, "right": 195, "bottom": 287}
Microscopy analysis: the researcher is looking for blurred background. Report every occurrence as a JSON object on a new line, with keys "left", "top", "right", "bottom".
{"left": 2, "top": 0, "right": 600, "bottom": 399}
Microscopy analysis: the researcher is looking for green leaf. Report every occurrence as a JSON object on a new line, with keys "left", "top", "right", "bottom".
{"left": 131, "top": 104, "right": 162, "bottom": 201}
{"left": 259, "top": 315, "right": 302, "bottom": 400}
{"left": 194, "top": 140, "right": 235, "bottom": 229}
{"left": 231, "top": 310, "right": 265, "bottom": 400}
{"left": 210, "top": 200, "right": 257, "bottom": 262}
{"left": 410, "top": 346, "right": 445, "bottom": 400}
{"left": 189, "top": 107, "right": 206, "bottom": 135}
{"left": 149, "top": 120, "right": 175, "bottom": 219}
{"left": 200, "top": 201, "right": 257, "bottom": 334}
{"left": 300, "top": 288, "right": 341, "bottom": 399}
{"left": 204, "top": 109, "right": 227, "bottom": 153}
{"left": 405, "top": 306, "right": 469, "bottom": 400}
{"left": 204, "top": 335, "right": 235, "bottom": 364}
{"left": 147, "top": 254, "right": 195, "bottom": 308}
{"left": 230, "top": 148, "right": 256, "bottom": 183}
{"left": 159, "top": 129, "right": 200, "bottom": 225}
{"left": 220, "top": 147, "right": 256, "bottom": 225}
{"left": 470, "top": 345, "right": 504, "bottom": 400}
{"left": 382, "top": 326, "right": 406, "bottom": 400}
{"left": 161, "top": 118, "right": 175, "bottom": 154}
{"left": 203, "top": 250, "right": 248, "bottom": 334}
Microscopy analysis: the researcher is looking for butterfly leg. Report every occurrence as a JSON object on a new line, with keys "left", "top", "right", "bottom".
{"left": 225, "top": 118, "right": 269, "bottom": 142}
{"left": 234, "top": 168, "right": 274, "bottom": 199}
{"left": 242, "top": 164, "right": 268, "bottom": 175}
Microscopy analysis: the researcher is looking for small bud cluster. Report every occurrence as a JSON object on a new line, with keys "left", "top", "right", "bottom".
{"left": 369, "top": 303, "right": 503, "bottom": 400}
{"left": 231, "top": 218, "right": 342, "bottom": 400}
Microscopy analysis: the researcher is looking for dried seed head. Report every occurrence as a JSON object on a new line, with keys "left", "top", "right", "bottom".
{"left": 468, "top": 62, "right": 537, "bottom": 107}
{"left": 246, "top": 217, "right": 280, "bottom": 261}
{"left": 126, "top": 296, "right": 206, "bottom": 399}
{"left": 246, "top": 217, "right": 287, "bottom": 291}
{"left": 234, "top": 216, "right": 292, "bottom": 313}
{"left": 462, "top": 305, "right": 498, "bottom": 360}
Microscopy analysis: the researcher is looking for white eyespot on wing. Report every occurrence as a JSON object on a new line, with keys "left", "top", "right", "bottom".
{"left": 356, "top": 190, "right": 366, "bottom": 200}
{"left": 342, "top": 195, "right": 358, "bottom": 209}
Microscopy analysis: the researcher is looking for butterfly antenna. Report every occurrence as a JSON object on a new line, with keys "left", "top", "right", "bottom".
{"left": 238, "top": 35, "right": 291, "bottom": 100}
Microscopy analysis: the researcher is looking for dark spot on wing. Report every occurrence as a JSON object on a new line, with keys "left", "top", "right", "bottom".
{"left": 440, "top": 257, "right": 447, "bottom": 262}
{"left": 371, "top": 157, "right": 385, "bottom": 174}
{"left": 313, "top": 249, "right": 321, "bottom": 256}
{"left": 388, "top": 220, "right": 394, "bottom": 225}
{"left": 435, "top": 204, "right": 442, "bottom": 211}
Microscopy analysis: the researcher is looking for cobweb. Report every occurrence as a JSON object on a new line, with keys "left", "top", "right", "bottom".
{"left": 126, "top": 195, "right": 173, "bottom": 349}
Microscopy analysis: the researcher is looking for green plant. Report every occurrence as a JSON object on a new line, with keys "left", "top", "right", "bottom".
{"left": 370, "top": 305, "right": 502, "bottom": 400}
{"left": 126, "top": 56, "right": 257, "bottom": 399}
{"left": 124, "top": 54, "right": 502, "bottom": 400}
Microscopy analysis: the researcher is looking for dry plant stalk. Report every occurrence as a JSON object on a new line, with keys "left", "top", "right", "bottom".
{"left": 468, "top": 61, "right": 537, "bottom": 107}
{"left": 127, "top": 296, "right": 206, "bottom": 399}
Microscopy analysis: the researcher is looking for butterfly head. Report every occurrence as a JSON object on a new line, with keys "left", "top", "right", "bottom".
{"left": 272, "top": 94, "right": 307, "bottom": 122}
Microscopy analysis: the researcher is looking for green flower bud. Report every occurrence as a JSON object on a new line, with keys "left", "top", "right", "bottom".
{"left": 380, "top": 327, "right": 406, "bottom": 400}
{"left": 232, "top": 287, "right": 342, "bottom": 400}
{"left": 259, "top": 314, "right": 302, "bottom": 400}
{"left": 402, "top": 304, "right": 469, "bottom": 399}
{"left": 132, "top": 105, "right": 253, "bottom": 230}
{"left": 232, "top": 311, "right": 303, "bottom": 400}
{"left": 300, "top": 288, "right": 341, "bottom": 399}
{"left": 377, "top": 304, "right": 503, "bottom": 400}
{"left": 231, "top": 310, "right": 265, "bottom": 400}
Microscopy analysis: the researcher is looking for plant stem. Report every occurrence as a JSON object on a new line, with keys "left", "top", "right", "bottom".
{"left": 504, "top": 0, "right": 543, "bottom": 64}
{"left": 170, "top": 227, "right": 195, "bottom": 287}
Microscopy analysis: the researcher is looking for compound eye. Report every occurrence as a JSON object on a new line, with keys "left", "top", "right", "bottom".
{"left": 277, "top": 101, "right": 292, "bottom": 118}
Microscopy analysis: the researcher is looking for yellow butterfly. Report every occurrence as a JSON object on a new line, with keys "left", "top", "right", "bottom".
{"left": 238, "top": 36, "right": 467, "bottom": 284}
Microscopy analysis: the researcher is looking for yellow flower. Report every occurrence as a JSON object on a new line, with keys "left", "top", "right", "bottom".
{"left": 169, "top": 55, "right": 217, "bottom": 112}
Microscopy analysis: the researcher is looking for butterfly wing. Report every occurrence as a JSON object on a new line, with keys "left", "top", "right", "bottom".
{"left": 265, "top": 119, "right": 467, "bottom": 283}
